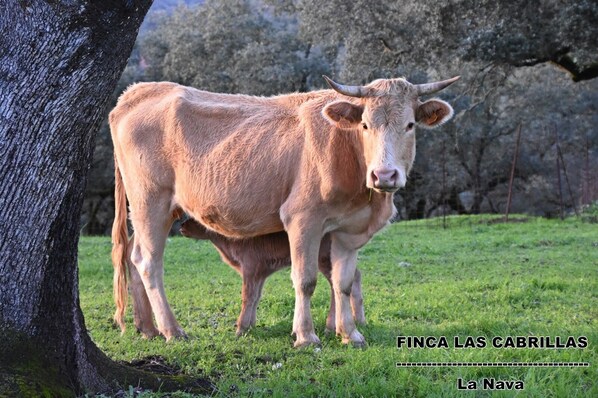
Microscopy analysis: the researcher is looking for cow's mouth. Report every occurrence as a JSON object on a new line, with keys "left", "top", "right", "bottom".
{"left": 372, "top": 187, "right": 399, "bottom": 194}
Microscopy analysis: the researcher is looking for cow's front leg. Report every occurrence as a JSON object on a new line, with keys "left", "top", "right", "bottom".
{"left": 285, "top": 218, "right": 322, "bottom": 347}
{"left": 320, "top": 267, "right": 365, "bottom": 332}
{"left": 330, "top": 233, "right": 365, "bottom": 347}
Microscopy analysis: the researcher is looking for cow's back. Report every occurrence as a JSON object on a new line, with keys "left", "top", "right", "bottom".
{"left": 109, "top": 82, "right": 324, "bottom": 238}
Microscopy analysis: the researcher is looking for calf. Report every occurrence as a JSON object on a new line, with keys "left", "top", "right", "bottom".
{"left": 180, "top": 218, "right": 365, "bottom": 336}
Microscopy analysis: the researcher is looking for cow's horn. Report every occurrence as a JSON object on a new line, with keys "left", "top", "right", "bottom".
{"left": 323, "top": 75, "right": 367, "bottom": 98}
{"left": 415, "top": 76, "right": 460, "bottom": 96}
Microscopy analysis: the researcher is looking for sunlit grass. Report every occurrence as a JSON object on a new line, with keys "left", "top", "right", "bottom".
{"left": 79, "top": 216, "right": 597, "bottom": 397}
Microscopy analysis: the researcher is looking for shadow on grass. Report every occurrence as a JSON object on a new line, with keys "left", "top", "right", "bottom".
{"left": 243, "top": 319, "right": 402, "bottom": 349}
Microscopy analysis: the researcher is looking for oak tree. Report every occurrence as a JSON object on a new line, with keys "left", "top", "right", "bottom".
{"left": 0, "top": 1, "right": 211, "bottom": 395}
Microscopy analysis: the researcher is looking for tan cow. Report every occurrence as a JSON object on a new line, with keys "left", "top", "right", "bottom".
{"left": 179, "top": 218, "right": 365, "bottom": 336}
{"left": 110, "top": 75, "right": 458, "bottom": 347}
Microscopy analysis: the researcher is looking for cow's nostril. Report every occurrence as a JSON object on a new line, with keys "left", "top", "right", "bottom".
{"left": 371, "top": 170, "right": 379, "bottom": 184}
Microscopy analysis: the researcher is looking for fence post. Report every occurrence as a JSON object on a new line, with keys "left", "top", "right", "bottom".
{"left": 554, "top": 124, "right": 579, "bottom": 217}
{"left": 505, "top": 123, "right": 522, "bottom": 222}
{"left": 442, "top": 137, "right": 447, "bottom": 229}
{"left": 554, "top": 127, "right": 564, "bottom": 220}
{"left": 583, "top": 135, "right": 591, "bottom": 205}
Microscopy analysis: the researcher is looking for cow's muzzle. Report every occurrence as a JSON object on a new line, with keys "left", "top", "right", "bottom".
{"left": 370, "top": 168, "right": 404, "bottom": 192}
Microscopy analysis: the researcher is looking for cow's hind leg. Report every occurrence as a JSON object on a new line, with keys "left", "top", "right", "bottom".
{"left": 236, "top": 273, "right": 266, "bottom": 336}
{"left": 124, "top": 235, "right": 160, "bottom": 338}
{"left": 129, "top": 264, "right": 161, "bottom": 338}
{"left": 129, "top": 200, "right": 185, "bottom": 341}
{"left": 325, "top": 278, "right": 337, "bottom": 333}
{"left": 317, "top": 261, "right": 337, "bottom": 333}
{"left": 128, "top": 259, "right": 161, "bottom": 338}
{"left": 330, "top": 232, "right": 365, "bottom": 347}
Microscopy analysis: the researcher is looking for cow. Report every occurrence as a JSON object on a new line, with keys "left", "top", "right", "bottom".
{"left": 110, "top": 74, "right": 458, "bottom": 347}
{"left": 179, "top": 218, "right": 365, "bottom": 336}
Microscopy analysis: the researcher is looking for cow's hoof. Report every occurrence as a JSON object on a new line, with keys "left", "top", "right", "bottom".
{"left": 137, "top": 326, "right": 161, "bottom": 339}
{"left": 165, "top": 333, "right": 188, "bottom": 342}
{"left": 294, "top": 332, "right": 321, "bottom": 348}
{"left": 341, "top": 330, "right": 366, "bottom": 348}
{"left": 236, "top": 326, "right": 250, "bottom": 337}
{"left": 163, "top": 328, "right": 188, "bottom": 342}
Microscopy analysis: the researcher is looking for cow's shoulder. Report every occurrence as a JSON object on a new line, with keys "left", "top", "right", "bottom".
{"left": 296, "top": 95, "right": 367, "bottom": 201}
{"left": 117, "top": 81, "right": 181, "bottom": 109}
{"left": 110, "top": 82, "right": 182, "bottom": 128}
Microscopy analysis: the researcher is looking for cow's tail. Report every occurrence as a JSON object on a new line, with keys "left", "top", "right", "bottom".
{"left": 111, "top": 154, "right": 129, "bottom": 333}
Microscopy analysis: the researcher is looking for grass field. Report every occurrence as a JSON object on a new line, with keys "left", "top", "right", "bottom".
{"left": 79, "top": 216, "right": 597, "bottom": 397}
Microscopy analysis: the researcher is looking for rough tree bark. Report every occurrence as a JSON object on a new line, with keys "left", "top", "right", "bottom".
{"left": 0, "top": 1, "right": 212, "bottom": 396}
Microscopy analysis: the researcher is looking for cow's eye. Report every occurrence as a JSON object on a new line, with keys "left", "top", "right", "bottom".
{"left": 406, "top": 122, "right": 415, "bottom": 130}
{"left": 362, "top": 123, "right": 368, "bottom": 130}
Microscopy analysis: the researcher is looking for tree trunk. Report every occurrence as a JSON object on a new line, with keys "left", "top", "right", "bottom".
{"left": 0, "top": 1, "right": 211, "bottom": 396}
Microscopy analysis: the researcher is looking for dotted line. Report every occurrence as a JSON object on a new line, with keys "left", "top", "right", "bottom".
{"left": 396, "top": 362, "right": 590, "bottom": 367}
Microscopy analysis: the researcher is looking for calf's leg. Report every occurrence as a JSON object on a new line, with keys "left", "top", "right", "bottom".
{"left": 351, "top": 268, "right": 366, "bottom": 325}
{"left": 237, "top": 274, "right": 266, "bottom": 336}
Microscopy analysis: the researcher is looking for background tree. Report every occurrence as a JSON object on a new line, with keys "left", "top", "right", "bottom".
{"left": 142, "top": 0, "right": 330, "bottom": 95}
{"left": 296, "top": 0, "right": 598, "bottom": 82}
{"left": 0, "top": 1, "right": 211, "bottom": 395}
{"left": 400, "top": 63, "right": 598, "bottom": 218}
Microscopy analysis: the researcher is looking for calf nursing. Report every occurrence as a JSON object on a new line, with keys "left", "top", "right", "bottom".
{"left": 180, "top": 219, "right": 365, "bottom": 336}
{"left": 110, "top": 74, "right": 457, "bottom": 347}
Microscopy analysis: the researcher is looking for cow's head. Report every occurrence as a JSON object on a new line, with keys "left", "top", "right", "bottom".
{"left": 322, "top": 75, "right": 458, "bottom": 193}
{"left": 180, "top": 219, "right": 210, "bottom": 240}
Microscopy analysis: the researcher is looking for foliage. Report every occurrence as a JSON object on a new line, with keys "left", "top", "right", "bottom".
{"left": 141, "top": 0, "right": 330, "bottom": 95}
{"left": 79, "top": 216, "right": 597, "bottom": 396}
{"left": 580, "top": 201, "right": 598, "bottom": 223}
{"left": 403, "top": 63, "right": 598, "bottom": 219}
{"left": 296, "top": 0, "right": 598, "bottom": 82}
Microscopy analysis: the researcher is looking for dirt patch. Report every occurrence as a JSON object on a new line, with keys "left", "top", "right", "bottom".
{"left": 125, "top": 355, "right": 183, "bottom": 376}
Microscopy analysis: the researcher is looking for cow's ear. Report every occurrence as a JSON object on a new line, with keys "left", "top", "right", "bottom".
{"left": 322, "top": 101, "right": 364, "bottom": 129}
{"left": 416, "top": 99, "right": 454, "bottom": 129}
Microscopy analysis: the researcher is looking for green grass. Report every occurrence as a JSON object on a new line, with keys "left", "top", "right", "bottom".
{"left": 79, "top": 216, "right": 597, "bottom": 397}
